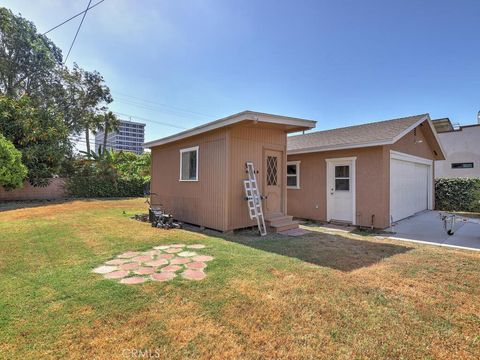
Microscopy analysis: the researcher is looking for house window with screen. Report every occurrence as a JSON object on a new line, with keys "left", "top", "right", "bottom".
{"left": 451, "top": 162, "right": 474, "bottom": 169}
{"left": 287, "top": 161, "right": 300, "bottom": 189}
{"left": 180, "top": 146, "right": 198, "bottom": 181}
{"left": 335, "top": 165, "right": 350, "bottom": 190}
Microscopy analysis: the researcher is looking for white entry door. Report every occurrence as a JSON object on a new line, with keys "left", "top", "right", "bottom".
{"left": 326, "top": 157, "right": 356, "bottom": 224}
{"left": 390, "top": 151, "right": 432, "bottom": 223}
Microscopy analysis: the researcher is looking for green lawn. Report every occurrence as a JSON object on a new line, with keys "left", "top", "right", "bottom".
{"left": 0, "top": 198, "right": 479, "bottom": 359}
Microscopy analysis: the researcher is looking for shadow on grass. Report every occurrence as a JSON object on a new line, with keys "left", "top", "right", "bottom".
{"left": 209, "top": 227, "right": 413, "bottom": 272}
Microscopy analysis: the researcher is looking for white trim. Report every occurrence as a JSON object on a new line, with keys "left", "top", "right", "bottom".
{"left": 287, "top": 114, "right": 447, "bottom": 159}
{"left": 179, "top": 146, "right": 199, "bottom": 182}
{"left": 325, "top": 157, "right": 357, "bottom": 225}
{"left": 286, "top": 161, "right": 301, "bottom": 189}
{"left": 144, "top": 111, "right": 316, "bottom": 148}
{"left": 389, "top": 150, "right": 434, "bottom": 225}
{"left": 390, "top": 150, "right": 433, "bottom": 166}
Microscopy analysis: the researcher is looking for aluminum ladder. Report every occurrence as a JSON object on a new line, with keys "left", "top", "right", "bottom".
{"left": 243, "top": 162, "right": 267, "bottom": 236}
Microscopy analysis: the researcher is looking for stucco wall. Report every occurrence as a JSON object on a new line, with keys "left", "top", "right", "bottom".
{"left": 287, "top": 123, "right": 440, "bottom": 229}
{"left": 434, "top": 125, "right": 480, "bottom": 178}
{"left": 0, "top": 178, "right": 66, "bottom": 201}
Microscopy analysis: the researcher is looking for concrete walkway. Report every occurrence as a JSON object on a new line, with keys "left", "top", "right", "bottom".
{"left": 386, "top": 211, "right": 480, "bottom": 251}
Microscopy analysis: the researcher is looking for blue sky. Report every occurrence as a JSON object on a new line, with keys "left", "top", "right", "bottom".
{"left": 3, "top": 0, "right": 480, "bottom": 142}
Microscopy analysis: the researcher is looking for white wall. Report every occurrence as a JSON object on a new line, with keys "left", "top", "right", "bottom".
{"left": 435, "top": 125, "right": 480, "bottom": 178}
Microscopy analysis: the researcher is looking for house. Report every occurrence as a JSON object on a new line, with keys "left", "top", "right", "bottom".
{"left": 432, "top": 118, "right": 480, "bottom": 178}
{"left": 286, "top": 114, "right": 445, "bottom": 228}
{"left": 144, "top": 111, "right": 316, "bottom": 233}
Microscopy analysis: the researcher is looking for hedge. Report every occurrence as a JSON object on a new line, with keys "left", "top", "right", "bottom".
{"left": 66, "top": 176, "right": 148, "bottom": 198}
{"left": 435, "top": 178, "right": 480, "bottom": 212}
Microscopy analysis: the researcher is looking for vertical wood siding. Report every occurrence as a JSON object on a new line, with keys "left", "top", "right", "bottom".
{"left": 150, "top": 129, "right": 227, "bottom": 231}
{"left": 227, "top": 124, "right": 287, "bottom": 230}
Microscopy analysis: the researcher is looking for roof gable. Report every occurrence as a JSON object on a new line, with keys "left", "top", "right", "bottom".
{"left": 287, "top": 114, "right": 445, "bottom": 158}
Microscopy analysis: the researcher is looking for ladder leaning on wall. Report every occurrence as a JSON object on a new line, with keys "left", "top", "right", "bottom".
{"left": 243, "top": 162, "right": 267, "bottom": 236}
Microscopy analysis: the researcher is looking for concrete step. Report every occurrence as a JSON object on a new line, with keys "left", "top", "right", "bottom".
{"left": 267, "top": 219, "right": 299, "bottom": 233}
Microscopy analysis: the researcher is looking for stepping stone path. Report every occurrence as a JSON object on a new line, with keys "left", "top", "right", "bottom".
{"left": 92, "top": 244, "right": 213, "bottom": 285}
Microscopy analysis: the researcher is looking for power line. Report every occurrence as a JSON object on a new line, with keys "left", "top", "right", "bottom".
{"left": 112, "top": 111, "right": 188, "bottom": 130}
{"left": 43, "top": 0, "right": 106, "bottom": 35}
{"left": 64, "top": 0, "right": 93, "bottom": 63}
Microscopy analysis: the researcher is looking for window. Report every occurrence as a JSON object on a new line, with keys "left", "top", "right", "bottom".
{"left": 266, "top": 156, "right": 278, "bottom": 185}
{"left": 180, "top": 146, "right": 198, "bottom": 181}
{"left": 335, "top": 165, "right": 350, "bottom": 191}
{"left": 451, "top": 162, "right": 474, "bottom": 169}
{"left": 287, "top": 161, "right": 300, "bottom": 189}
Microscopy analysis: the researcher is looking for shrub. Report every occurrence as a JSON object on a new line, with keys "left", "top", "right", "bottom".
{"left": 435, "top": 178, "right": 480, "bottom": 212}
{"left": 65, "top": 176, "right": 148, "bottom": 198}
{"left": 0, "top": 134, "right": 28, "bottom": 190}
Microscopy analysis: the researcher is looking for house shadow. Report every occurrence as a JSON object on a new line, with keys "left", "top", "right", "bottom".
{"left": 208, "top": 227, "right": 413, "bottom": 272}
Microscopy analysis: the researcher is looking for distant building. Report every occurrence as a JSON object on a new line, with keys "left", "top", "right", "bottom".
{"left": 432, "top": 118, "right": 480, "bottom": 178}
{"left": 95, "top": 119, "right": 146, "bottom": 155}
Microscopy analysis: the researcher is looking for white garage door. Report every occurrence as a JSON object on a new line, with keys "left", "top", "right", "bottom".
{"left": 390, "top": 153, "right": 431, "bottom": 223}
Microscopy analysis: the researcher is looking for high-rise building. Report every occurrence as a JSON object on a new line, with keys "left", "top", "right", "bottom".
{"left": 95, "top": 119, "right": 146, "bottom": 154}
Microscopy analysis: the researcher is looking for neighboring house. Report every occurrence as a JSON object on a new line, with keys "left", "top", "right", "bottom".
{"left": 95, "top": 119, "right": 146, "bottom": 154}
{"left": 144, "top": 111, "right": 316, "bottom": 233}
{"left": 432, "top": 118, "right": 480, "bottom": 178}
{"left": 287, "top": 114, "right": 445, "bottom": 228}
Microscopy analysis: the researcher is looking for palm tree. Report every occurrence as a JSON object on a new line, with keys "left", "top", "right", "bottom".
{"left": 97, "top": 111, "right": 120, "bottom": 155}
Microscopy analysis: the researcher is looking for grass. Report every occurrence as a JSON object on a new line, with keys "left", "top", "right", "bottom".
{"left": 0, "top": 198, "right": 479, "bottom": 359}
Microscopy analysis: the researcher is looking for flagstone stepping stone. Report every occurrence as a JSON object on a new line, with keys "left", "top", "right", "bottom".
{"left": 192, "top": 255, "right": 214, "bottom": 262}
{"left": 157, "top": 254, "right": 175, "bottom": 260}
{"left": 104, "top": 270, "right": 129, "bottom": 279}
{"left": 165, "top": 248, "right": 182, "bottom": 253}
{"left": 185, "top": 261, "right": 207, "bottom": 270}
{"left": 170, "top": 257, "right": 191, "bottom": 265}
{"left": 178, "top": 251, "right": 197, "bottom": 257}
{"left": 187, "top": 244, "right": 206, "bottom": 249}
{"left": 151, "top": 272, "right": 175, "bottom": 282}
{"left": 117, "top": 251, "right": 140, "bottom": 259}
{"left": 132, "top": 255, "right": 153, "bottom": 262}
{"left": 144, "top": 259, "right": 168, "bottom": 267}
{"left": 120, "top": 262, "right": 140, "bottom": 271}
{"left": 170, "top": 244, "right": 185, "bottom": 248}
{"left": 120, "top": 277, "right": 147, "bottom": 285}
{"left": 92, "top": 265, "right": 118, "bottom": 274}
{"left": 161, "top": 265, "right": 182, "bottom": 272}
{"left": 181, "top": 269, "right": 206, "bottom": 281}
{"left": 105, "top": 259, "right": 128, "bottom": 265}
{"left": 134, "top": 267, "right": 155, "bottom": 275}
{"left": 142, "top": 250, "right": 160, "bottom": 256}
{"left": 154, "top": 245, "right": 171, "bottom": 250}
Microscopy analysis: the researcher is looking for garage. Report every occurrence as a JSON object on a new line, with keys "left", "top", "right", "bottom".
{"left": 390, "top": 151, "right": 433, "bottom": 223}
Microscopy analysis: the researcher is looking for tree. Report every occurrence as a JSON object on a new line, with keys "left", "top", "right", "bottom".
{"left": 0, "top": 95, "right": 70, "bottom": 186}
{"left": 0, "top": 133, "right": 27, "bottom": 190}
{"left": 0, "top": 8, "right": 63, "bottom": 101}
{"left": 62, "top": 64, "right": 113, "bottom": 154}
{"left": 98, "top": 111, "right": 120, "bottom": 154}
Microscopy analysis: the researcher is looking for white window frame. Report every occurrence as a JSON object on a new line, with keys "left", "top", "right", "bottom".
{"left": 179, "top": 146, "right": 199, "bottom": 182}
{"left": 286, "top": 161, "right": 301, "bottom": 189}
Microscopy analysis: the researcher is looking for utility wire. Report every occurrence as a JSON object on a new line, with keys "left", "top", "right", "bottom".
{"left": 112, "top": 111, "right": 188, "bottom": 130}
{"left": 64, "top": 0, "right": 93, "bottom": 63}
{"left": 43, "top": 0, "right": 106, "bottom": 35}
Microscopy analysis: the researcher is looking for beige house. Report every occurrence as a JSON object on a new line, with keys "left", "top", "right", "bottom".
{"left": 144, "top": 111, "right": 316, "bottom": 233}
{"left": 287, "top": 114, "right": 445, "bottom": 228}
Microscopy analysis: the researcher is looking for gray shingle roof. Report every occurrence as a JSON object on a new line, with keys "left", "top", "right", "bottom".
{"left": 287, "top": 114, "right": 428, "bottom": 153}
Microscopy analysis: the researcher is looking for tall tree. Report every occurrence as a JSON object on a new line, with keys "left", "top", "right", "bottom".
{"left": 0, "top": 133, "right": 27, "bottom": 190}
{"left": 0, "top": 8, "right": 63, "bottom": 101}
{"left": 62, "top": 64, "right": 113, "bottom": 153}
{"left": 98, "top": 111, "right": 120, "bottom": 154}
{"left": 0, "top": 95, "right": 69, "bottom": 186}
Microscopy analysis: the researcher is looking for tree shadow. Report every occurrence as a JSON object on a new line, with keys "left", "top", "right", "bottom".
{"left": 211, "top": 227, "right": 413, "bottom": 272}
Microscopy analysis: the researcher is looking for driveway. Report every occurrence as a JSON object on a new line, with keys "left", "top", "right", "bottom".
{"left": 386, "top": 211, "right": 480, "bottom": 251}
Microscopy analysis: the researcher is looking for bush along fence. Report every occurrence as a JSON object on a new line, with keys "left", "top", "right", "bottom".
{"left": 65, "top": 177, "right": 149, "bottom": 198}
{"left": 435, "top": 178, "right": 480, "bottom": 212}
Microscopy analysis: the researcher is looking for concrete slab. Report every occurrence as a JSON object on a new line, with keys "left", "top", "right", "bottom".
{"left": 386, "top": 211, "right": 480, "bottom": 251}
